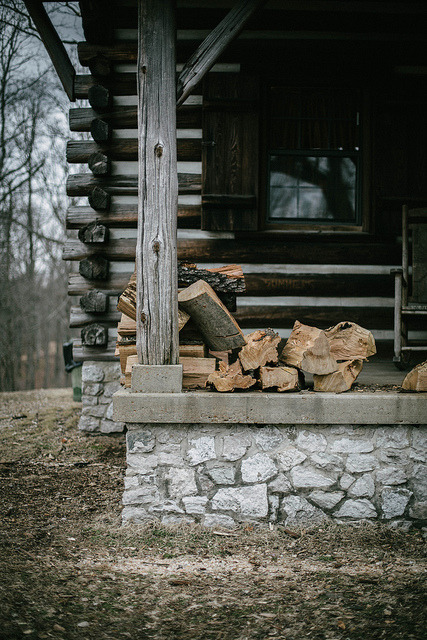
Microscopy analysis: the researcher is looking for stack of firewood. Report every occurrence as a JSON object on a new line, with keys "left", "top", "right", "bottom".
{"left": 115, "top": 263, "right": 245, "bottom": 389}
{"left": 116, "top": 266, "right": 377, "bottom": 393}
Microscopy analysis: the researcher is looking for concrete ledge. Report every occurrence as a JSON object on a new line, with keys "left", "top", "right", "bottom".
{"left": 131, "top": 364, "right": 183, "bottom": 393}
{"left": 113, "top": 389, "right": 427, "bottom": 425}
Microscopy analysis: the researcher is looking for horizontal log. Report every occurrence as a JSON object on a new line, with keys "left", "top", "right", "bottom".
{"left": 74, "top": 74, "right": 136, "bottom": 99}
{"left": 78, "top": 41, "right": 138, "bottom": 65}
{"left": 73, "top": 338, "right": 117, "bottom": 362}
{"left": 69, "top": 273, "right": 131, "bottom": 295}
{"left": 66, "top": 173, "right": 201, "bottom": 197}
{"left": 244, "top": 273, "right": 395, "bottom": 297}
{"left": 69, "top": 105, "right": 201, "bottom": 131}
{"left": 70, "top": 307, "right": 120, "bottom": 328}
{"left": 63, "top": 237, "right": 401, "bottom": 265}
{"left": 66, "top": 138, "right": 201, "bottom": 163}
{"left": 234, "top": 306, "right": 404, "bottom": 331}
{"left": 66, "top": 204, "right": 201, "bottom": 229}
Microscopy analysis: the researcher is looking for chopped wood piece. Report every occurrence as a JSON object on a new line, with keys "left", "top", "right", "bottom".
{"left": 117, "top": 273, "right": 137, "bottom": 319}
{"left": 80, "top": 290, "right": 108, "bottom": 313}
{"left": 259, "top": 366, "right": 300, "bottom": 392}
{"left": 78, "top": 221, "right": 109, "bottom": 244}
{"left": 239, "top": 329, "right": 280, "bottom": 371}
{"left": 180, "top": 356, "right": 216, "bottom": 389}
{"left": 207, "top": 360, "right": 256, "bottom": 392}
{"left": 124, "top": 354, "right": 139, "bottom": 387}
{"left": 402, "top": 360, "right": 427, "bottom": 391}
{"left": 81, "top": 323, "right": 108, "bottom": 347}
{"left": 209, "top": 350, "right": 229, "bottom": 364}
{"left": 280, "top": 320, "right": 338, "bottom": 375}
{"left": 178, "top": 280, "right": 245, "bottom": 351}
{"left": 179, "top": 344, "right": 207, "bottom": 358}
{"left": 117, "top": 313, "right": 136, "bottom": 336}
{"left": 325, "top": 321, "right": 376, "bottom": 360}
{"left": 79, "top": 256, "right": 109, "bottom": 280}
{"left": 119, "top": 344, "right": 137, "bottom": 374}
{"left": 178, "top": 262, "right": 245, "bottom": 293}
{"left": 179, "top": 309, "right": 190, "bottom": 332}
{"left": 313, "top": 359, "right": 363, "bottom": 393}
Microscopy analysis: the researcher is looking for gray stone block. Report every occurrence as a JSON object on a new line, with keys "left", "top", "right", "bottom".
{"left": 280, "top": 495, "right": 327, "bottom": 525}
{"left": 206, "top": 464, "right": 236, "bottom": 486}
{"left": 346, "top": 454, "right": 377, "bottom": 473}
{"left": 127, "top": 430, "right": 156, "bottom": 453}
{"left": 334, "top": 499, "right": 377, "bottom": 519}
{"left": 100, "top": 419, "right": 125, "bottom": 433}
{"left": 276, "top": 448, "right": 307, "bottom": 471}
{"left": 182, "top": 496, "right": 208, "bottom": 515}
{"left": 376, "top": 467, "right": 407, "bottom": 486}
{"left": 290, "top": 466, "right": 335, "bottom": 489}
{"left": 82, "top": 363, "right": 105, "bottom": 383}
{"left": 131, "top": 364, "right": 183, "bottom": 393}
{"left": 203, "top": 514, "right": 236, "bottom": 528}
{"left": 309, "top": 491, "right": 344, "bottom": 510}
{"left": 187, "top": 436, "right": 216, "bottom": 466}
{"left": 331, "top": 437, "right": 374, "bottom": 454}
{"left": 78, "top": 415, "right": 100, "bottom": 432}
{"left": 211, "top": 484, "right": 268, "bottom": 518}
{"left": 241, "top": 453, "right": 277, "bottom": 483}
{"left": 348, "top": 475, "right": 375, "bottom": 498}
{"left": 381, "top": 487, "right": 412, "bottom": 519}
{"left": 166, "top": 467, "right": 197, "bottom": 499}
{"left": 296, "top": 430, "right": 327, "bottom": 452}
{"left": 222, "top": 433, "right": 251, "bottom": 461}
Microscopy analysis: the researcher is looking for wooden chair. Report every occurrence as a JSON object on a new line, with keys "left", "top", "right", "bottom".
{"left": 392, "top": 205, "right": 427, "bottom": 369}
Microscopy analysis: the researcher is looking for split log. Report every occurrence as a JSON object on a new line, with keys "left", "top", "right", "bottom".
{"left": 178, "top": 344, "right": 207, "bottom": 358}
{"left": 259, "top": 366, "right": 300, "bottom": 392}
{"left": 180, "top": 357, "right": 216, "bottom": 389}
{"left": 81, "top": 323, "right": 108, "bottom": 347}
{"left": 78, "top": 221, "right": 109, "bottom": 244}
{"left": 324, "top": 321, "right": 376, "bottom": 360}
{"left": 119, "top": 344, "right": 137, "bottom": 374}
{"left": 79, "top": 256, "right": 109, "bottom": 280}
{"left": 88, "top": 152, "right": 110, "bottom": 176}
{"left": 239, "top": 329, "right": 280, "bottom": 371}
{"left": 402, "top": 360, "right": 427, "bottom": 392}
{"left": 178, "top": 263, "right": 245, "bottom": 293}
{"left": 179, "top": 309, "right": 190, "bottom": 332}
{"left": 117, "top": 313, "right": 136, "bottom": 336}
{"left": 80, "top": 290, "right": 108, "bottom": 313}
{"left": 124, "top": 354, "right": 139, "bottom": 387}
{"left": 313, "top": 359, "right": 364, "bottom": 393}
{"left": 281, "top": 320, "right": 338, "bottom": 375}
{"left": 207, "top": 360, "right": 256, "bottom": 392}
{"left": 178, "top": 280, "right": 246, "bottom": 351}
{"left": 117, "top": 273, "right": 137, "bottom": 319}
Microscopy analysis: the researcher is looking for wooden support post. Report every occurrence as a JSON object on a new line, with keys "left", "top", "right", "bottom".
{"left": 23, "top": 0, "right": 76, "bottom": 101}
{"left": 176, "top": 0, "right": 266, "bottom": 107}
{"left": 136, "top": 0, "right": 179, "bottom": 365}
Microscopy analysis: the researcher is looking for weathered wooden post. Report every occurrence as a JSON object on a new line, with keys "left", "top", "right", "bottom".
{"left": 135, "top": 0, "right": 180, "bottom": 379}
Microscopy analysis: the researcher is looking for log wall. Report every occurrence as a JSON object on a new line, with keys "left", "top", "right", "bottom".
{"left": 64, "top": 0, "right": 427, "bottom": 362}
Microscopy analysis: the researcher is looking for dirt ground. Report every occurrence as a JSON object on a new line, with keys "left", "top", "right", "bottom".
{"left": 0, "top": 389, "right": 425, "bottom": 640}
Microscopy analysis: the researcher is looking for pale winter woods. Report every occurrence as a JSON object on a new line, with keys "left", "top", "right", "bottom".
{"left": 0, "top": 1, "right": 82, "bottom": 390}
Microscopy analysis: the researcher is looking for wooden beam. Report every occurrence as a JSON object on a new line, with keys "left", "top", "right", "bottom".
{"left": 66, "top": 173, "right": 200, "bottom": 197}
{"left": 63, "top": 237, "right": 401, "bottom": 265}
{"left": 66, "top": 204, "right": 201, "bottom": 229}
{"left": 23, "top": 0, "right": 75, "bottom": 101}
{"left": 136, "top": 0, "right": 179, "bottom": 365}
{"left": 66, "top": 138, "right": 201, "bottom": 163}
{"left": 69, "top": 105, "right": 201, "bottom": 131}
{"left": 176, "top": 0, "right": 266, "bottom": 107}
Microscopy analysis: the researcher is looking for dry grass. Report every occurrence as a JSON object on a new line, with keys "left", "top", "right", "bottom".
{"left": 0, "top": 389, "right": 425, "bottom": 640}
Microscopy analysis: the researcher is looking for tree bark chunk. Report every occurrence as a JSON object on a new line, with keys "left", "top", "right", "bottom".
{"left": 259, "top": 365, "right": 300, "bottom": 392}
{"left": 78, "top": 221, "right": 109, "bottom": 244}
{"left": 238, "top": 329, "right": 280, "bottom": 371}
{"left": 207, "top": 360, "right": 255, "bottom": 392}
{"left": 402, "top": 360, "right": 427, "bottom": 392}
{"left": 80, "top": 290, "right": 108, "bottom": 313}
{"left": 79, "top": 257, "right": 109, "bottom": 280}
{"left": 178, "top": 279, "right": 245, "bottom": 351}
{"left": 313, "top": 359, "right": 364, "bottom": 393}
{"left": 81, "top": 323, "right": 108, "bottom": 347}
{"left": 324, "top": 321, "right": 376, "bottom": 360}
{"left": 281, "top": 320, "right": 338, "bottom": 375}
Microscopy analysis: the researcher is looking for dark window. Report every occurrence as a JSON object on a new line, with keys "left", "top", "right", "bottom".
{"left": 267, "top": 87, "right": 361, "bottom": 225}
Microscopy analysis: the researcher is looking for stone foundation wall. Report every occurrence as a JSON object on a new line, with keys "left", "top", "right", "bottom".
{"left": 122, "top": 423, "right": 426, "bottom": 530}
{"left": 79, "top": 361, "right": 125, "bottom": 433}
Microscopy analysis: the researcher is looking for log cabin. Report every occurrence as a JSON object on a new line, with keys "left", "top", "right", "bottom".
{"left": 25, "top": 1, "right": 427, "bottom": 528}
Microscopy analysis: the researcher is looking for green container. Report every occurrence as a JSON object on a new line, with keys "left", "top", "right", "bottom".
{"left": 71, "top": 366, "right": 82, "bottom": 402}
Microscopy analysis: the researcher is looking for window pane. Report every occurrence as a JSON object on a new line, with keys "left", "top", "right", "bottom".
{"left": 269, "top": 155, "right": 357, "bottom": 222}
